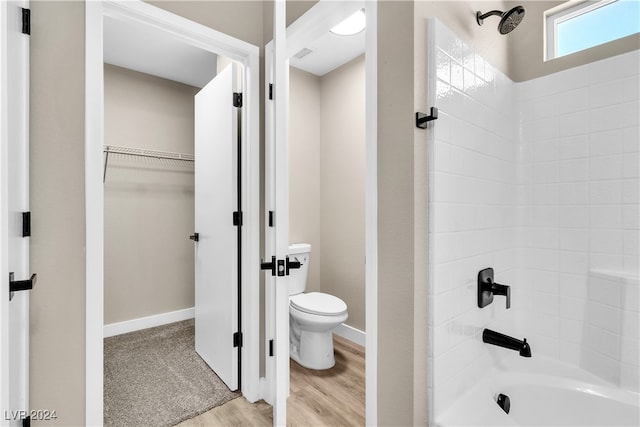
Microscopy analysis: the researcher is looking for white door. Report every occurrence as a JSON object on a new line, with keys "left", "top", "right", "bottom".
{"left": 194, "top": 63, "right": 239, "bottom": 391}
{"left": 266, "top": 2, "right": 290, "bottom": 425}
{"left": 1, "top": 1, "right": 31, "bottom": 425}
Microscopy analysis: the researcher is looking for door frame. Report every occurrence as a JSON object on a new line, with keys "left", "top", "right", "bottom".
{"left": 85, "top": 1, "right": 260, "bottom": 424}
{"left": 1, "top": 0, "right": 30, "bottom": 422}
{"left": 266, "top": 0, "right": 378, "bottom": 424}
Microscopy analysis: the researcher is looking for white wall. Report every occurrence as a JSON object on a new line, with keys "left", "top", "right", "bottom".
{"left": 518, "top": 50, "right": 640, "bottom": 391}
{"left": 428, "top": 18, "right": 640, "bottom": 420}
{"left": 427, "top": 19, "right": 519, "bottom": 416}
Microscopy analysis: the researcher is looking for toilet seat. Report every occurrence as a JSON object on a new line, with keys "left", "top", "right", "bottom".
{"left": 290, "top": 292, "right": 347, "bottom": 316}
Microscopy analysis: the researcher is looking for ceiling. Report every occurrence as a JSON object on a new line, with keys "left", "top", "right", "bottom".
{"left": 103, "top": 16, "right": 218, "bottom": 88}
{"left": 289, "top": 27, "right": 366, "bottom": 76}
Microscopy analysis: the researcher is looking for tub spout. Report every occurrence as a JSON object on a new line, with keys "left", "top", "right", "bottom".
{"left": 483, "top": 328, "right": 532, "bottom": 357}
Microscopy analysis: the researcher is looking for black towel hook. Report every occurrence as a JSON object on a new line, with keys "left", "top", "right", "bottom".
{"left": 416, "top": 107, "right": 438, "bottom": 129}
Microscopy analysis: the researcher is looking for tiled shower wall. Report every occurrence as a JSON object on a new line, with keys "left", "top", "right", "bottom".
{"left": 428, "top": 18, "right": 640, "bottom": 419}
{"left": 427, "top": 20, "right": 520, "bottom": 416}
{"left": 518, "top": 50, "right": 640, "bottom": 391}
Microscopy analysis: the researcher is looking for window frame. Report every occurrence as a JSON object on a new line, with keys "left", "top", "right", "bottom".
{"left": 545, "top": 0, "right": 621, "bottom": 61}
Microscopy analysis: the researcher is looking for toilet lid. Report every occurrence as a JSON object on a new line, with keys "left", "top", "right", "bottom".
{"left": 290, "top": 292, "right": 347, "bottom": 316}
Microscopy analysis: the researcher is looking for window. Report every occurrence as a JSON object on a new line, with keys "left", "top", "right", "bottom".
{"left": 546, "top": 0, "right": 640, "bottom": 60}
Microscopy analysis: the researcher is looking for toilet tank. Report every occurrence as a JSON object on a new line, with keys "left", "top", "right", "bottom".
{"left": 288, "top": 243, "right": 311, "bottom": 296}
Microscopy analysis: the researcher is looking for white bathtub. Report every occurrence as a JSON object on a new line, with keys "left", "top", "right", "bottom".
{"left": 436, "top": 355, "right": 640, "bottom": 426}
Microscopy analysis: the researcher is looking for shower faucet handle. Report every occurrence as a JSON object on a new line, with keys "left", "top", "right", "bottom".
{"left": 478, "top": 268, "right": 511, "bottom": 309}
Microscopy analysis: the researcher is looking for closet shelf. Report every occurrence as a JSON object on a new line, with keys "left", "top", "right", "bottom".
{"left": 103, "top": 145, "right": 194, "bottom": 183}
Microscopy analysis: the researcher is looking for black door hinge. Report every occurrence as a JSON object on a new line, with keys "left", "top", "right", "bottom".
{"left": 269, "top": 339, "right": 274, "bottom": 357}
{"left": 22, "top": 211, "right": 31, "bottom": 237}
{"left": 268, "top": 211, "right": 274, "bottom": 227}
{"left": 233, "top": 331, "right": 243, "bottom": 348}
{"left": 269, "top": 83, "right": 273, "bottom": 100}
{"left": 21, "top": 8, "right": 30, "bottom": 35}
{"left": 189, "top": 233, "right": 199, "bottom": 242}
{"left": 233, "top": 92, "right": 243, "bottom": 108}
{"left": 233, "top": 211, "right": 243, "bottom": 226}
{"left": 22, "top": 416, "right": 30, "bottom": 427}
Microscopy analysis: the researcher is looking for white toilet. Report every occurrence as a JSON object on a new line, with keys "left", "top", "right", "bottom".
{"left": 288, "top": 243, "right": 348, "bottom": 370}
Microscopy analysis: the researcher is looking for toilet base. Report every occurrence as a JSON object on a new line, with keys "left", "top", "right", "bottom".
{"left": 290, "top": 330, "right": 336, "bottom": 370}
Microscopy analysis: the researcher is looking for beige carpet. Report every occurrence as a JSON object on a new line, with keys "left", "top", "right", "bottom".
{"left": 104, "top": 319, "right": 240, "bottom": 427}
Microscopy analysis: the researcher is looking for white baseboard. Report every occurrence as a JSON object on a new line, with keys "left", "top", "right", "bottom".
{"left": 104, "top": 307, "right": 195, "bottom": 338}
{"left": 334, "top": 323, "right": 366, "bottom": 347}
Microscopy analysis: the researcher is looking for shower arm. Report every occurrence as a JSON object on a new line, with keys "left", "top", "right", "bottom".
{"left": 476, "top": 10, "right": 503, "bottom": 25}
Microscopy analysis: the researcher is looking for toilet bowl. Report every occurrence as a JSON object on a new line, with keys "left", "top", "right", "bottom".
{"left": 288, "top": 243, "right": 348, "bottom": 370}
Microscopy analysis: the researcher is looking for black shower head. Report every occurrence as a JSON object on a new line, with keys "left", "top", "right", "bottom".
{"left": 476, "top": 5, "right": 526, "bottom": 35}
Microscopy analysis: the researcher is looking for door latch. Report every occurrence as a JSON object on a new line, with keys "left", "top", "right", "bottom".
{"left": 9, "top": 272, "right": 37, "bottom": 301}
{"left": 285, "top": 256, "right": 301, "bottom": 276}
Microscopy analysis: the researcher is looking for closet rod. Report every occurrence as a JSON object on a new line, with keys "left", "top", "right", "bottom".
{"left": 103, "top": 145, "right": 195, "bottom": 162}
{"left": 103, "top": 145, "right": 194, "bottom": 183}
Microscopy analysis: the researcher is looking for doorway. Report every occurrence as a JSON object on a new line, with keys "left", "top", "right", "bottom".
{"left": 266, "top": 1, "right": 378, "bottom": 424}
{"left": 85, "top": 1, "right": 260, "bottom": 424}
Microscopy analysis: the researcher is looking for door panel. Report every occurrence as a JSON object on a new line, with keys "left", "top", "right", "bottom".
{"left": 194, "top": 63, "right": 238, "bottom": 391}
{"left": 2, "top": 1, "right": 30, "bottom": 425}
{"left": 271, "top": 2, "right": 290, "bottom": 425}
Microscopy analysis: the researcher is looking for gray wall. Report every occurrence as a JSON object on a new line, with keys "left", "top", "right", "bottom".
{"left": 103, "top": 64, "right": 198, "bottom": 325}
{"left": 320, "top": 55, "right": 366, "bottom": 332}
{"left": 30, "top": 2, "right": 86, "bottom": 424}
{"left": 289, "top": 55, "right": 366, "bottom": 332}
{"left": 29, "top": 2, "right": 266, "bottom": 425}
{"left": 289, "top": 66, "right": 322, "bottom": 294}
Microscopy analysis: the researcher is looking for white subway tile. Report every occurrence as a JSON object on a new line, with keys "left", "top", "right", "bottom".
{"left": 560, "top": 318, "right": 584, "bottom": 343}
{"left": 557, "top": 87, "right": 589, "bottom": 114}
{"left": 623, "top": 230, "right": 639, "bottom": 256}
{"left": 559, "top": 250, "right": 589, "bottom": 275}
{"left": 559, "top": 111, "right": 589, "bottom": 137}
{"left": 621, "top": 100, "right": 640, "bottom": 128}
{"left": 590, "top": 180, "right": 622, "bottom": 204}
{"left": 560, "top": 274, "right": 588, "bottom": 299}
{"left": 622, "top": 311, "right": 639, "bottom": 339}
{"left": 620, "top": 337, "right": 640, "bottom": 366}
{"left": 623, "top": 153, "right": 639, "bottom": 178}
{"left": 590, "top": 252, "right": 623, "bottom": 271}
{"left": 585, "top": 324, "right": 620, "bottom": 359}
{"left": 450, "top": 61, "right": 463, "bottom": 91}
{"left": 590, "top": 229, "right": 623, "bottom": 254}
{"left": 622, "top": 179, "right": 639, "bottom": 203}
{"left": 589, "top": 155, "right": 623, "bottom": 181}
{"left": 622, "top": 127, "right": 639, "bottom": 153}
{"left": 590, "top": 104, "right": 622, "bottom": 133}
{"left": 561, "top": 296, "right": 588, "bottom": 321}
{"left": 589, "top": 76, "right": 639, "bottom": 109}
{"left": 623, "top": 284, "right": 640, "bottom": 312}
{"left": 583, "top": 348, "right": 619, "bottom": 385}
{"left": 587, "top": 301, "right": 621, "bottom": 333}
{"left": 560, "top": 228, "right": 589, "bottom": 252}
{"left": 436, "top": 49, "right": 451, "bottom": 84}
{"left": 560, "top": 158, "right": 589, "bottom": 182}
{"left": 623, "top": 256, "right": 639, "bottom": 276}
{"left": 590, "top": 205, "right": 622, "bottom": 229}
{"left": 559, "top": 182, "right": 589, "bottom": 205}
{"left": 620, "top": 364, "right": 640, "bottom": 392}
{"left": 589, "top": 130, "right": 622, "bottom": 157}
{"left": 559, "top": 135, "right": 589, "bottom": 159}
{"left": 559, "top": 206, "right": 589, "bottom": 228}
{"left": 588, "top": 51, "right": 640, "bottom": 84}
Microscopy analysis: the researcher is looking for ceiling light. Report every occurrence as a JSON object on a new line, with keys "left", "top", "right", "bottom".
{"left": 330, "top": 9, "right": 366, "bottom": 36}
